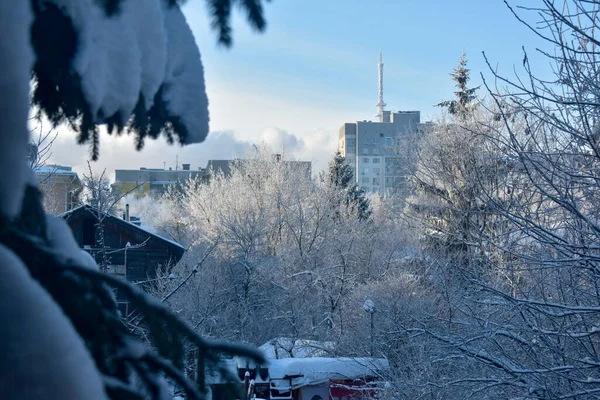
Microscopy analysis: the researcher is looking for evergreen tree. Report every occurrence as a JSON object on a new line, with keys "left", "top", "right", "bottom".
{"left": 1, "top": 2, "right": 269, "bottom": 399}
{"left": 30, "top": 0, "right": 270, "bottom": 160}
{"left": 436, "top": 53, "right": 479, "bottom": 121}
{"left": 325, "top": 152, "right": 371, "bottom": 221}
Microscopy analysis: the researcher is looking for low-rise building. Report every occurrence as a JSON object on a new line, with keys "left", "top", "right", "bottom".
{"left": 61, "top": 204, "right": 185, "bottom": 315}
{"left": 34, "top": 165, "right": 82, "bottom": 214}
{"left": 114, "top": 158, "right": 312, "bottom": 198}
{"left": 113, "top": 164, "right": 204, "bottom": 198}
{"left": 202, "top": 338, "right": 389, "bottom": 400}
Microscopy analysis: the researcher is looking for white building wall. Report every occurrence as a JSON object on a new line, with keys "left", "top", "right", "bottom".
{"left": 339, "top": 111, "right": 422, "bottom": 196}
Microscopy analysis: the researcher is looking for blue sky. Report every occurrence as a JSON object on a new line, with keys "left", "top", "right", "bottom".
{"left": 48, "top": 1, "right": 553, "bottom": 177}
{"left": 184, "top": 0, "right": 548, "bottom": 127}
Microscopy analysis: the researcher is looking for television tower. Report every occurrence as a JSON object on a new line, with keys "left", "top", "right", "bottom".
{"left": 375, "top": 50, "right": 386, "bottom": 122}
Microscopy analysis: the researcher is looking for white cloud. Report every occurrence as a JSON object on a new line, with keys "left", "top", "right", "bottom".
{"left": 257, "top": 127, "right": 337, "bottom": 172}
{"left": 42, "top": 125, "right": 337, "bottom": 181}
{"left": 34, "top": 74, "right": 346, "bottom": 180}
{"left": 43, "top": 129, "right": 253, "bottom": 180}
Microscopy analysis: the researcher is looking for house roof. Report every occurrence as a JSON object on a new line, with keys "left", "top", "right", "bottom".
{"left": 213, "top": 356, "right": 389, "bottom": 388}
{"left": 60, "top": 204, "right": 186, "bottom": 254}
{"left": 33, "top": 165, "right": 82, "bottom": 186}
{"left": 268, "top": 357, "right": 389, "bottom": 388}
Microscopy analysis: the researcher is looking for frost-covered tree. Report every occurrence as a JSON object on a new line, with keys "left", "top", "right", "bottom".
{"left": 82, "top": 163, "right": 120, "bottom": 214}
{"left": 127, "top": 186, "right": 194, "bottom": 246}
{"left": 0, "top": 1, "right": 269, "bottom": 399}
{"left": 461, "top": 1, "right": 600, "bottom": 396}
{"left": 412, "top": 93, "right": 502, "bottom": 278}
{"left": 153, "top": 147, "right": 406, "bottom": 352}
{"left": 436, "top": 52, "right": 479, "bottom": 121}
{"left": 386, "top": 3, "right": 600, "bottom": 398}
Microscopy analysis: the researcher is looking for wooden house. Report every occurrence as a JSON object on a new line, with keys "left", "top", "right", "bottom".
{"left": 61, "top": 205, "right": 185, "bottom": 314}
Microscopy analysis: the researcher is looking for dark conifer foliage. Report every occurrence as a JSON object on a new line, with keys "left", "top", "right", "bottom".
{"left": 326, "top": 152, "right": 372, "bottom": 221}
{"left": 9, "top": 1, "right": 271, "bottom": 398}
{"left": 29, "top": 0, "right": 271, "bottom": 160}
{"left": 205, "top": 0, "right": 270, "bottom": 46}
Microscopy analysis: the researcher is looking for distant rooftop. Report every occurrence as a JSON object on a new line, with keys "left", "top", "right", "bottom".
{"left": 34, "top": 164, "right": 77, "bottom": 174}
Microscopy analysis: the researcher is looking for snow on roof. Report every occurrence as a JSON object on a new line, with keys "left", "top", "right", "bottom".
{"left": 268, "top": 357, "right": 389, "bottom": 389}
{"left": 33, "top": 166, "right": 82, "bottom": 187}
{"left": 208, "top": 356, "right": 389, "bottom": 389}
{"left": 60, "top": 204, "right": 185, "bottom": 251}
{"left": 33, "top": 165, "right": 79, "bottom": 175}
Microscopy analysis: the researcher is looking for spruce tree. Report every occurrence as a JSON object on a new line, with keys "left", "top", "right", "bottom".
{"left": 326, "top": 152, "right": 371, "bottom": 221}
{"left": 30, "top": 0, "right": 270, "bottom": 160}
{"left": 1, "top": 1, "right": 270, "bottom": 399}
{"left": 436, "top": 53, "right": 479, "bottom": 121}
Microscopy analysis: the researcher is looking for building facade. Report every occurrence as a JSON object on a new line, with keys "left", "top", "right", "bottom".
{"left": 338, "top": 53, "right": 433, "bottom": 196}
{"left": 114, "top": 158, "right": 312, "bottom": 198}
{"left": 113, "top": 164, "right": 205, "bottom": 198}
{"left": 34, "top": 165, "right": 83, "bottom": 214}
{"left": 339, "top": 111, "right": 431, "bottom": 196}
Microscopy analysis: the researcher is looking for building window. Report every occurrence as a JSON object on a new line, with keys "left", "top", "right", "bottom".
{"left": 373, "top": 157, "right": 381, "bottom": 164}
{"left": 385, "top": 177, "right": 393, "bottom": 185}
{"left": 373, "top": 147, "right": 379, "bottom": 155}
{"left": 362, "top": 157, "right": 370, "bottom": 163}
{"left": 373, "top": 168, "right": 380, "bottom": 175}
{"left": 346, "top": 138, "right": 356, "bottom": 147}
{"left": 362, "top": 167, "right": 370, "bottom": 174}
{"left": 361, "top": 138, "right": 368, "bottom": 144}
{"left": 373, "top": 177, "right": 380, "bottom": 186}
{"left": 362, "top": 176, "right": 370, "bottom": 184}
{"left": 362, "top": 148, "right": 369, "bottom": 155}
{"left": 386, "top": 137, "right": 393, "bottom": 146}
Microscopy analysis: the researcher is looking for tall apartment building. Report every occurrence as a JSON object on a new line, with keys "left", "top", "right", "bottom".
{"left": 338, "top": 52, "right": 432, "bottom": 196}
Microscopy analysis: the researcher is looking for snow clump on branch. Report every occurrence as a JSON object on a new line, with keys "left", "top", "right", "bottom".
{"left": 32, "top": 0, "right": 209, "bottom": 158}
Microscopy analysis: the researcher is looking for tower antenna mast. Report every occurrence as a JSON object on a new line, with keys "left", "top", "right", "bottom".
{"left": 375, "top": 50, "right": 386, "bottom": 122}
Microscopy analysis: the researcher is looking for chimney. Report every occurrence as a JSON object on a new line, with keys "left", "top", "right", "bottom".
{"left": 125, "top": 204, "right": 130, "bottom": 222}
{"left": 182, "top": 163, "right": 190, "bottom": 171}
